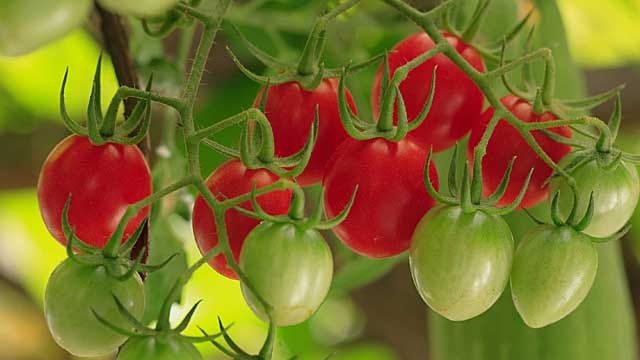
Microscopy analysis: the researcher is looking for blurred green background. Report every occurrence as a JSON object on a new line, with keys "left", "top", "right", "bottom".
{"left": 1, "top": 0, "right": 639, "bottom": 359}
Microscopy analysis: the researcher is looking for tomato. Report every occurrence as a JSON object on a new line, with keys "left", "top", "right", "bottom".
{"left": 118, "top": 335, "right": 201, "bottom": 360}
{"left": 371, "top": 32, "right": 485, "bottom": 151}
{"left": 97, "top": 0, "right": 180, "bottom": 18}
{"left": 44, "top": 259, "right": 145, "bottom": 357}
{"left": 410, "top": 205, "right": 514, "bottom": 321}
{"left": 254, "top": 79, "right": 357, "bottom": 185}
{"left": 192, "top": 159, "right": 292, "bottom": 279}
{"left": 240, "top": 222, "right": 333, "bottom": 327}
{"left": 38, "top": 135, "right": 152, "bottom": 248}
{"left": 510, "top": 225, "right": 598, "bottom": 328}
{"left": 0, "top": 0, "right": 92, "bottom": 56}
{"left": 468, "top": 95, "right": 572, "bottom": 209}
{"left": 323, "top": 136, "right": 439, "bottom": 258}
{"left": 552, "top": 158, "right": 639, "bottom": 237}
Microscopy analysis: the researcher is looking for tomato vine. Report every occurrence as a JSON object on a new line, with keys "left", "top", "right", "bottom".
{"left": 30, "top": 0, "right": 640, "bottom": 358}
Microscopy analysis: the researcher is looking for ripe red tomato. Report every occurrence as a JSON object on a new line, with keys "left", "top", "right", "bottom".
{"left": 192, "top": 159, "right": 292, "bottom": 279}
{"left": 38, "top": 135, "right": 151, "bottom": 248}
{"left": 323, "top": 136, "right": 439, "bottom": 258}
{"left": 467, "top": 95, "right": 572, "bottom": 209}
{"left": 255, "top": 78, "right": 357, "bottom": 185}
{"left": 371, "top": 32, "right": 485, "bottom": 152}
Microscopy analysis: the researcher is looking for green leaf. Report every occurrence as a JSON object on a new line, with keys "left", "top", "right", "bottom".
{"left": 142, "top": 216, "right": 189, "bottom": 324}
{"left": 331, "top": 254, "right": 406, "bottom": 292}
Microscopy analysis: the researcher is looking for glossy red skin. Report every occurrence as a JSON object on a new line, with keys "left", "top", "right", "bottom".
{"left": 37, "top": 135, "right": 151, "bottom": 248}
{"left": 371, "top": 32, "right": 486, "bottom": 152}
{"left": 192, "top": 159, "right": 292, "bottom": 279}
{"left": 323, "top": 136, "right": 439, "bottom": 258}
{"left": 467, "top": 95, "right": 572, "bottom": 209}
{"left": 255, "top": 78, "right": 357, "bottom": 186}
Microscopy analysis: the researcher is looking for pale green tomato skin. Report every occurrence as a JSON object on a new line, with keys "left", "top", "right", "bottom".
{"left": 118, "top": 335, "right": 202, "bottom": 360}
{"left": 240, "top": 222, "right": 333, "bottom": 327}
{"left": 97, "top": 0, "right": 180, "bottom": 18}
{"left": 44, "top": 259, "right": 145, "bottom": 357}
{"left": 552, "top": 158, "right": 639, "bottom": 238}
{"left": 409, "top": 205, "right": 514, "bottom": 321}
{"left": 510, "top": 225, "right": 598, "bottom": 328}
{"left": 0, "top": 0, "right": 92, "bottom": 56}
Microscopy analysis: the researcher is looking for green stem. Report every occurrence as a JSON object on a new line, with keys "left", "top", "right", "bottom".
{"left": 287, "top": 185, "right": 306, "bottom": 220}
{"left": 485, "top": 48, "right": 552, "bottom": 80}
{"left": 179, "top": 1, "right": 231, "bottom": 175}
{"left": 102, "top": 176, "right": 198, "bottom": 258}
{"left": 380, "top": 0, "right": 574, "bottom": 182}
{"left": 296, "top": 0, "right": 361, "bottom": 77}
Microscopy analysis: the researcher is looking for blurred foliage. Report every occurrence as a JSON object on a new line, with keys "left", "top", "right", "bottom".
{"left": 558, "top": 0, "right": 640, "bottom": 68}
{"left": 0, "top": 0, "right": 639, "bottom": 359}
{"left": 0, "top": 30, "right": 118, "bottom": 132}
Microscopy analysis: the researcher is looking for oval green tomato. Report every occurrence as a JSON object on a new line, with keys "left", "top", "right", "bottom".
{"left": 552, "top": 158, "right": 639, "bottom": 238}
{"left": 118, "top": 335, "right": 201, "bottom": 360}
{"left": 410, "top": 205, "right": 514, "bottom": 321}
{"left": 510, "top": 225, "right": 598, "bottom": 328}
{"left": 97, "top": 0, "right": 180, "bottom": 18}
{"left": 240, "top": 222, "right": 333, "bottom": 327}
{"left": 44, "top": 259, "right": 145, "bottom": 357}
{"left": 0, "top": 0, "right": 92, "bottom": 56}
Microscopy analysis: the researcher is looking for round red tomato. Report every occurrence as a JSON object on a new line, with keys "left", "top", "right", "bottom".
{"left": 255, "top": 78, "right": 357, "bottom": 186}
{"left": 467, "top": 95, "right": 572, "bottom": 209}
{"left": 323, "top": 136, "right": 439, "bottom": 258}
{"left": 371, "top": 32, "right": 485, "bottom": 152}
{"left": 38, "top": 135, "right": 151, "bottom": 248}
{"left": 192, "top": 159, "right": 292, "bottom": 279}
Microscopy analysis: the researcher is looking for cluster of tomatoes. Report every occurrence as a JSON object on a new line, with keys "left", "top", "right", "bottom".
{"left": 23, "top": 0, "right": 640, "bottom": 357}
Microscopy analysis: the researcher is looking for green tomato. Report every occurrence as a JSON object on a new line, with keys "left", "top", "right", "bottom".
{"left": 410, "top": 205, "right": 514, "bottom": 321}
{"left": 240, "top": 222, "right": 333, "bottom": 327}
{"left": 97, "top": 0, "right": 180, "bottom": 18}
{"left": 0, "top": 0, "right": 92, "bottom": 56}
{"left": 552, "top": 158, "right": 639, "bottom": 238}
{"left": 44, "top": 259, "right": 145, "bottom": 357}
{"left": 118, "top": 335, "right": 201, "bottom": 360}
{"left": 510, "top": 225, "right": 598, "bottom": 328}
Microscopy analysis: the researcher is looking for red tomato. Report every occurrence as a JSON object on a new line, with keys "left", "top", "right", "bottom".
{"left": 192, "top": 159, "right": 292, "bottom": 279}
{"left": 467, "top": 95, "right": 572, "bottom": 209}
{"left": 371, "top": 32, "right": 485, "bottom": 152}
{"left": 255, "top": 78, "right": 357, "bottom": 186}
{"left": 323, "top": 136, "right": 439, "bottom": 258}
{"left": 37, "top": 135, "right": 151, "bottom": 248}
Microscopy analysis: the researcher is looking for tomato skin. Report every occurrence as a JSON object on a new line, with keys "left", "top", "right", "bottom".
{"left": 468, "top": 95, "right": 572, "bottom": 209}
{"left": 410, "top": 206, "right": 514, "bottom": 321}
{"left": 97, "top": 0, "right": 180, "bottom": 18}
{"left": 0, "top": 0, "right": 92, "bottom": 56}
{"left": 37, "top": 135, "right": 152, "bottom": 248}
{"left": 44, "top": 259, "right": 145, "bottom": 357}
{"left": 240, "top": 222, "right": 333, "bottom": 327}
{"left": 118, "top": 335, "right": 201, "bottom": 360}
{"left": 371, "top": 32, "right": 485, "bottom": 151}
{"left": 255, "top": 79, "right": 357, "bottom": 185}
{"left": 552, "top": 158, "right": 640, "bottom": 238}
{"left": 510, "top": 225, "right": 598, "bottom": 328}
{"left": 192, "top": 159, "right": 292, "bottom": 279}
{"left": 323, "top": 136, "right": 439, "bottom": 258}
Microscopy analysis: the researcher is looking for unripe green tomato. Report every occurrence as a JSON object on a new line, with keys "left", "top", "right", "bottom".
{"left": 410, "top": 205, "right": 514, "bottom": 321}
{"left": 240, "top": 222, "right": 333, "bottom": 327}
{"left": 44, "top": 259, "right": 145, "bottom": 357}
{"left": 0, "top": 0, "right": 92, "bottom": 56}
{"left": 510, "top": 225, "right": 598, "bottom": 328}
{"left": 97, "top": 0, "right": 180, "bottom": 18}
{"left": 551, "top": 158, "right": 639, "bottom": 238}
{"left": 118, "top": 335, "right": 201, "bottom": 360}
